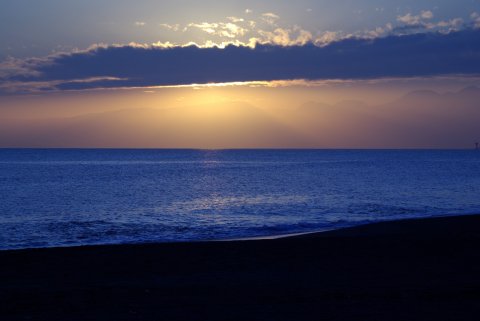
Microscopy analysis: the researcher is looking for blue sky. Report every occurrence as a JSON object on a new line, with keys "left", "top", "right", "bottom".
{"left": 1, "top": 0, "right": 480, "bottom": 59}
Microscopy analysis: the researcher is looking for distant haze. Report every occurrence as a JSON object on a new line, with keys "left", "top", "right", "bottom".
{"left": 1, "top": 84, "right": 479, "bottom": 149}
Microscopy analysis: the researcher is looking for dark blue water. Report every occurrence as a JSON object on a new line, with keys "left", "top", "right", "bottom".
{"left": 1, "top": 149, "right": 480, "bottom": 250}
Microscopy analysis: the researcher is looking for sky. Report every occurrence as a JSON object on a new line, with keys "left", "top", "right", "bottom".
{"left": 1, "top": 0, "right": 480, "bottom": 148}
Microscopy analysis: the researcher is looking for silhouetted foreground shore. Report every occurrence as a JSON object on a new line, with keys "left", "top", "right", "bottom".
{"left": 2, "top": 214, "right": 480, "bottom": 321}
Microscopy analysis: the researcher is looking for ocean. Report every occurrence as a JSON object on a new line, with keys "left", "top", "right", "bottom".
{"left": 1, "top": 149, "right": 479, "bottom": 250}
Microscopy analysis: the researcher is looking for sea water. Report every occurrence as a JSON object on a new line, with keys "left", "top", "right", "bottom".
{"left": 1, "top": 149, "right": 479, "bottom": 250}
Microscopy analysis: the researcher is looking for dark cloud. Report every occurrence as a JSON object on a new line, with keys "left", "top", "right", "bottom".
{"left": 3, "top": 29, "right": 480, "bottom": 92}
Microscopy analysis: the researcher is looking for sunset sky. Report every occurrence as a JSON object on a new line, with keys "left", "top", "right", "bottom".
{"left": 1, "top": 0, "right": 480, "bottom": 148}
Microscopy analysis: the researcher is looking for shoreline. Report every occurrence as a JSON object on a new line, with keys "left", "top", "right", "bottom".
{"left": 224, "top": 212, "right": 474, "bottom": 242}
{"left": 2, "top": 213, "right": 480, "bottom": 320}
{"left": 0, "top": 212, "right": 475, "bottom": 252}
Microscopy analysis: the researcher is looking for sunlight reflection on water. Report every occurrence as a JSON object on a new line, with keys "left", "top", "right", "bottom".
{"left": 1, "top": 149, "right": 479, "bottom": 249}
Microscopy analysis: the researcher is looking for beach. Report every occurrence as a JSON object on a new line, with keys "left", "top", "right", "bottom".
{"left": 1, "top": 214, "right": 480, "bottom": 320}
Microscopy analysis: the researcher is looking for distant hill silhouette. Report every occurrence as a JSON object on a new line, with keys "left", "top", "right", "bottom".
{"left": 1, "top": 87, "right": 479, "bottom": 148}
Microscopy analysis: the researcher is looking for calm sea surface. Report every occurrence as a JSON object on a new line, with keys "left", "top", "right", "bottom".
{"left": 1, "top": 149, "right": 480, "bottom": 250}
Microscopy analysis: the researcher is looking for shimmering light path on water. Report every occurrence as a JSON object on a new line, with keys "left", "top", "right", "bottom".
{"left": 1, "top": 149, "right": 479, "bottom": 250}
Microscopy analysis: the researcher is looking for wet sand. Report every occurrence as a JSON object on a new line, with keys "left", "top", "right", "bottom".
{"left": 1, "top": 214, "right": 480, "bottom": 320}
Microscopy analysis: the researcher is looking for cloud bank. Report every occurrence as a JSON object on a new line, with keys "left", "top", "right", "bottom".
{"left": 2, "top": 29, "right": 480, "bottom": 93}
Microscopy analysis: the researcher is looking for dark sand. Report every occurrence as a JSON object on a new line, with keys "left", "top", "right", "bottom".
{"left": 2, "top": 214, "right": 480, "bottom": 321}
